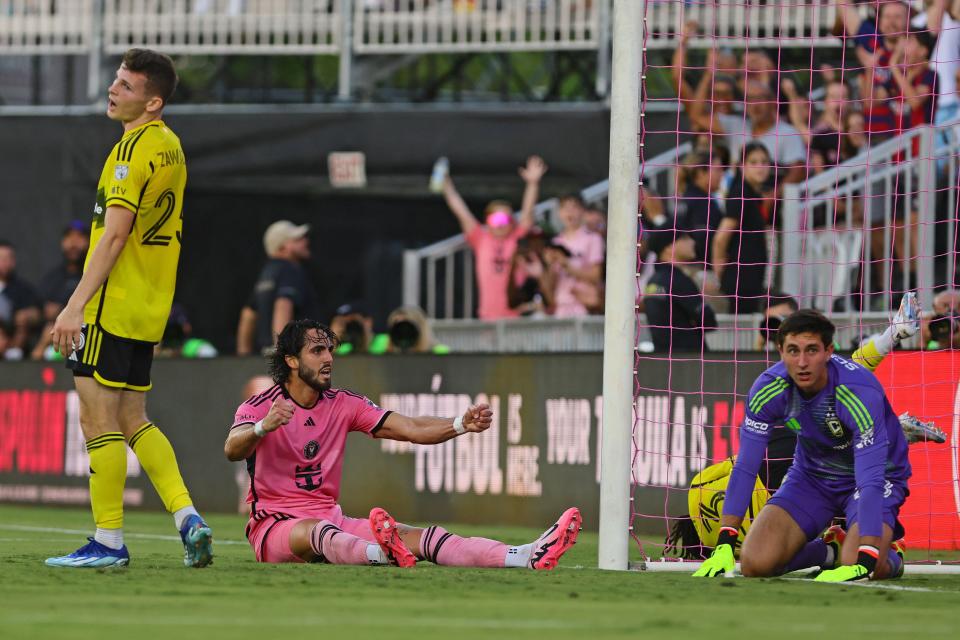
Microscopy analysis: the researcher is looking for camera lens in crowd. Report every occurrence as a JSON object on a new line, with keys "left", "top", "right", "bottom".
{"left": 389, "top": 319, "right": 420, "bottom": 351}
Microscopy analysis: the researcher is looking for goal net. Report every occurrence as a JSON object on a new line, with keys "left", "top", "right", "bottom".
{"left": 600, "top": 0, "right": 960, "bottom": 573}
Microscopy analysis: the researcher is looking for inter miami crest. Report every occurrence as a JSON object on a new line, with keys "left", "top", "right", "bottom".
{"left": 303, "top": 440, "right": 319, "bottom": 459}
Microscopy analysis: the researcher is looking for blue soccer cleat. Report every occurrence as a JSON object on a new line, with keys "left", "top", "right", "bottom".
{"left": 892, "top": 291, "right": 920, "bottom": 343}
{"left": 179, "top": 514, "right": 214, "bottom": 568}
{"left": 45, "top": 537, "right": 130, "bottom": 568}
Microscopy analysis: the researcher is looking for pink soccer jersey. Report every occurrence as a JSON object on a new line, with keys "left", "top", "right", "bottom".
{"left": 231, "top": 384, "right": 390, "bottom": 520}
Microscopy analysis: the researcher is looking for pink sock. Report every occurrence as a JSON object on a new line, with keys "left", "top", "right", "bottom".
{"left": 310, "top": 520, "right": 382, "bottom": 565}
{"left": 419, "top": 525, "right": 509, "bottom": 568}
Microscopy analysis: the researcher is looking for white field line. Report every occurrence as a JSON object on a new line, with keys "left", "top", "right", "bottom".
{"left": 0, "top": 523, "right": 247, "bottom": 545}
{"left": 781, "top": 576, "right": 949, "bottom": 593}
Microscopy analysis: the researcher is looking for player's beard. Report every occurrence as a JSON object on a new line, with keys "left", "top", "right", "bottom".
{"left": 299, "top": 364, "right": 332, "bottom": 392}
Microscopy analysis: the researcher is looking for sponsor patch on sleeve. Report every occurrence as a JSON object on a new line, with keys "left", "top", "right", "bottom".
{"left": 744, "top": 416, "right": 770, "bottom": 434}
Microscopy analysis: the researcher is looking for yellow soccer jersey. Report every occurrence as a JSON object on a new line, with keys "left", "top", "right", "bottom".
{"left": 85, "top": 121, "right": 186, "bottom": 343}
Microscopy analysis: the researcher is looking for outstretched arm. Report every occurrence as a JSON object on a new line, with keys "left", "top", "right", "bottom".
{"left": 374, "top": 403, "right": 493, "bottom": 444}
{"left": 518, "top": 155, "right": 548, "bottom": 229}
{"left": 442, "top": 176, "right": 479, "bottom": 236}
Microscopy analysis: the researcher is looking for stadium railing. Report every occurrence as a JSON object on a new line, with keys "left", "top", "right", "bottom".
{"left": 354, "top": 0, "right": 601, "bottom": 54}
{"left": 781, "top": 121, "right": 960, "bottom": 314}
{"left": 0, "top": 0, "right": 856, "bottom": 56}
{"left": 644, "top": 0, "right": 844, "bottom": 49}
{"left": 430, "top": 311, "right": 898, "bottom": 353}
{"left": 403, "top": 141, "right": 692, "bottom": 319}
{"left": 0, "top": 0, "right": 94, "bottom": 53}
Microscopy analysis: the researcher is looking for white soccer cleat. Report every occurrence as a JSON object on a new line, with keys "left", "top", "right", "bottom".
{"left": 899, "top": 412, "right": 947, "bottom": 444}
{"left": 892, "top": 292, "right": 920, "bottom": 343}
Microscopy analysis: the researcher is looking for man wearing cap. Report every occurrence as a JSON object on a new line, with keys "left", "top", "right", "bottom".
{"left": 237, "top": 220, "right": 320, "bottom": 356}
{"left": 441, "top": 156, "right": 546, "bottom": 320}
{"left": 642, "top": 221, "right": 718, "bottom": 353}
{"left": 31, "top": 221, "right": 90, "bottom": 360}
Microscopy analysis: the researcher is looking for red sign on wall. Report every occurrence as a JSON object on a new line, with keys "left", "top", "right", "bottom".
{"left": 874, "top": 351, "right": 960, "bottom": 551}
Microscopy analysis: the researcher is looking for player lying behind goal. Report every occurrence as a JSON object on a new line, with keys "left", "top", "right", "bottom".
{"left": 670, "top": 293, "right": 944, "bottom": 559}
{"left": 694, "top": 309, "right": 912, "bottom": 582}
{"left": 224, "top": 319, "right": 581, "bottom": 569}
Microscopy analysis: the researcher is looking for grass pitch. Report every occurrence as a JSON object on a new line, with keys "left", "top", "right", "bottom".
{"left": 1, "top": 505, "right": 958, "bottom": 640}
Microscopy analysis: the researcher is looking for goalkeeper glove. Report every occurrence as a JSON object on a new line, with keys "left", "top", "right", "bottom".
{"left": 692, "top": 527, "right": 737, "bottom": 577}
{"left": 814, "top": 545, "right": 878, "bottom": 582}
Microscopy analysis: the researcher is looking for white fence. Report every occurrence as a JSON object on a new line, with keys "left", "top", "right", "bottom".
{"left": 102, "top": 0, "right": 343, "bottom": 54}
{"left": 645, "top": 0, "right": 843, "bottom": 49}
{"left": 0, "top": 0, "right": 856, "bottom": 55}
{"left": 0, "top": 0, "right": 94, "bottom": 53}
{"left": 355, "top": 0, "right": 601, "bottom": 54}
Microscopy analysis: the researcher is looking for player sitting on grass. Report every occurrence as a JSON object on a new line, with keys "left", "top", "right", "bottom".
{"left": 669, "top": 293, "right": 944, "bottom": 559}
{"left": 693, "top": 309, "right": 912, "bottom": 581}
{"left": 224, "top": 319, "right": 581, "bottom": 569}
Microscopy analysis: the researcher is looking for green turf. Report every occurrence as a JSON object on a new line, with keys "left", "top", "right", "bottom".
{"left": 1, "top": 505, "right": 958, "bottom": 640}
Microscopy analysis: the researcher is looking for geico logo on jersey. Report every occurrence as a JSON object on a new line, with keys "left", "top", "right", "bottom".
{"left": 744, "top": 416, "right": 769, "bottom": 433}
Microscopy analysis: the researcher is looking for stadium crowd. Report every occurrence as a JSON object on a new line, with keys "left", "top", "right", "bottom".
{"left": 641, "top": 0, "right": 960, "bottom": 351}
{"left": 3, "top": 1, "right": 960, "bottom": 359}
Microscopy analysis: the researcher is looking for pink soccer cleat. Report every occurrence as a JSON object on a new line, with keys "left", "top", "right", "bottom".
{"left": 369, "top": 507, "right": 417, "bottom": 568}
{"left": 529, "top": 507, "right": 582, "bottom": 570}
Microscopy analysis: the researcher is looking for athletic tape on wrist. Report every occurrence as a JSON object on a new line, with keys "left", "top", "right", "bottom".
{"left": 453, "top": 415, "right": 466, "bottom": 435}
{"left": 253, "top": 420, "right": 266, "bottom": 438}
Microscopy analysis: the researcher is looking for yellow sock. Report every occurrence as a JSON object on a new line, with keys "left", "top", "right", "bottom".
{"left": 128, "top": 423, "right": 193, "bottom": 513}
{"left": 852, "top": 338, "right": 885, "bottom": 372}
{"left": 86, "top": 433, "right": 127, "bottom": 530}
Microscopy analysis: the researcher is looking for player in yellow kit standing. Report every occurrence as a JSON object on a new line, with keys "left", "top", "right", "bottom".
{"left": 46, "top": 49, "right": 213, "bottom": 569}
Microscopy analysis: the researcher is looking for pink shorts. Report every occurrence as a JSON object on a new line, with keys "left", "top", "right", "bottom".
{"left": 246, "top": 504, "right": 376, "bottom": 563}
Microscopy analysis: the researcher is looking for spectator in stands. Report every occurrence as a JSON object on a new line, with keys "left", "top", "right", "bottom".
{"left": 686, "top": 72, "right": 806, "bottom": 185}
{"left": 236, "top": 220, "right": 320, "bottom": 356}
{"left": 541, "top": 194, "right": 606, "bottom": 317}
{"left": 583, "top": 204, "right": 607, "bottom": 237}
{"left": 507, "top": 227, "right": 551, "bottom": 317}
{"left": 754, "top": 292, "right": 800, "bottom": 351}
{"left": 442, "top": 156, "right": 546, "bottom": 320}
{"left": 713, "top": 142, "right": 773, "bottom": 315}
{"left": 836, "top": 0, "right": 911, "bottom": 72}
{"left": 918, "top": 0, "right": 960, "bottom": 146}
{"left": 782, "top": 77, "right": 852, "bottom": 168}
{"left": 859, "top": 25, "right": 937, "bottom": 141}
{"left": 642, "top": 220, "right": 718, "bottom": 353}
{"left": 843, "top": 109, "right": 870, "bottom": 159}
{"left": 676, "top": 149, "right": 726, "bottom": 267}
{"left": 922, "top": 289, "right": 960, "bottom": 349}
{"left": 672, "top": 21, "right": 739, "bottom": 139}
{"left": 0, "top": 240, "right": 41, "bottom": 360}
{"left": 31, "top": 220, "right": 89, "bottom": 360}
{"left": 384, "top": 305, "right": 449, "bottom": 354}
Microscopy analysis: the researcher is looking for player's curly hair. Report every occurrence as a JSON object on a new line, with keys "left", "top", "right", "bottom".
{"left": 268, "top": 319, "right": 339, "bottom": 384}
